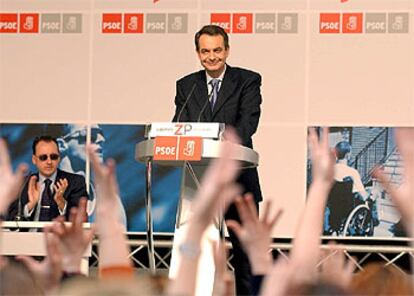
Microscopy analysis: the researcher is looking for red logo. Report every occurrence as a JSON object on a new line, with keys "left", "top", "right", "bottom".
{"left": 178, "top": 137, "right": 202, "bottom": 161}
{"left": 0, "top": 13, "right": 18, "bottom": 33}
{"left": 232, "top": 13, "right": 253, "bottom": 34}
{"left": 342, "top": 13, "right": 363, "bottom": 33}
{"left": 211, "top": 13, "right": 231, "bottom": 33}
{"left": 154, "top": 137, "right": 178, "bottom": 161}
{"left": 102, "top": 13, "right": 122, "bottom": 33}
{"left": 19, "top": 13, "right": 39, "bottom": 33}
{"left": 124, "top": 14, "right": 143, "bottom": 33}
{"left": 319, "top": 13, "right": 340, "bottom": 33}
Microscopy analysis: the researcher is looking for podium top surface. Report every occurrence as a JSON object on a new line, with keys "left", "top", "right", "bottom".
{"left": 135, "top": 138, "right": 259, "bottom": 168}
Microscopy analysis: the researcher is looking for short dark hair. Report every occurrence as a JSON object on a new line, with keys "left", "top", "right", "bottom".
{"left": 194, "top": 25, "right": 229, "bottom": 51}
{"left": 335, "top": 141, "right": 351, "bottom": 160}
{"left": 32, "top": 135, "right": 59, "bottom": 155}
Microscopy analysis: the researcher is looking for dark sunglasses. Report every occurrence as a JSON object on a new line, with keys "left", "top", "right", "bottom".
{"left": 62, "top": 128, "right": 104, "bottom": 144}
{"left": 37, "top": 153, "right": 60, "bottom": 161}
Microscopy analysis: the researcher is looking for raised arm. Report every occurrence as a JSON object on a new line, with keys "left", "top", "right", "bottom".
{"left": 289, "top": 127, "right": 335, "bottom": 283}
{"left": 167, "top": 128, "right": 242, "bottom": 296}
{"left": 87, "top": 145, "right": 133, "bottom": 275}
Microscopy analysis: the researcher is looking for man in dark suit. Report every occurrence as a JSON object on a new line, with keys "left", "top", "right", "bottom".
{"left": 173, "top": 25, "right": 262, "bottom": 295}
{"left": 8, "top": 135, "right": 88, "bottom": 221}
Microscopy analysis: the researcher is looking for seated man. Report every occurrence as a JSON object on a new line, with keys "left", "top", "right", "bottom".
{"left": 7, "top": 135, "right": 88, "bottom": 221}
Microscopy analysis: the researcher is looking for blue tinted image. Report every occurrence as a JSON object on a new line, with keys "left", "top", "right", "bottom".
{"left": 0, "top": 123, "right": 181, "bottom": 232}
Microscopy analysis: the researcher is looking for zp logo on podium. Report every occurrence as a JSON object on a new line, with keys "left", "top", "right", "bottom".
{"left": 153, "top": 136, "right": 202, "bottom": 161}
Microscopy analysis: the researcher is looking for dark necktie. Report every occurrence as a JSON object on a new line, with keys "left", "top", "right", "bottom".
{"left": 210, "top": 78, "right": 219, "bottom": 111}
{"left": 39, "top": 179, "right": 52, "bottom": 221}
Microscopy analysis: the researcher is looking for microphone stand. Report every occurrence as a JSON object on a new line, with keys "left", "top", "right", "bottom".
{"left": 176, "top": 83, "right": 197, "bottom": 122}
{"left": 197, "top": 89, "right": 215, "bottom": 122}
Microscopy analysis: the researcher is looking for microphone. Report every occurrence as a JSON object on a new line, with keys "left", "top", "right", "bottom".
{"left": 176, "top": 83, "right": 197, "bottom": 122}
{"left": 15, "top": 172, "right": 32, "bottom": 222}
{"left": 197, "top": 89, "right": 215, "bottom": 122}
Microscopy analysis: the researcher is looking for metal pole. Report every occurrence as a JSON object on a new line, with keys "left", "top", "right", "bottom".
{"left": 145, "top": 158, "right": 156, "bottom": 274}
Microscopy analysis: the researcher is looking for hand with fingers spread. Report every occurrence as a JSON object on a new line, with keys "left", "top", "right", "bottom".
{"left": 373, "top": 128, "right": 414, "bottom": 236}
{"left": 17, "top": 228, "right": 63, "bottom": 293}
{"left": 319, "top": 242, "right": 355, "bottom": 289}
{"left": 227, "top": 194, "right": 282, "bottom": 275}
{"left": 0, "top": 138, "right": 28, "bottom": 214}
{"left": 53, "top": 177, "right": 68, "bottom": 211}
{"left": 50, "top": 198, "right": 94, "bottom": 274}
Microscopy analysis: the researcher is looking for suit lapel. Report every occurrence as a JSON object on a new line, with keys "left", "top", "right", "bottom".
{"left": 212, "top": 65, "right": 237, "bottom": 118}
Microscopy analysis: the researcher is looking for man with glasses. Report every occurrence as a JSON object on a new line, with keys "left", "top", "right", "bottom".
{"left": 56, "top": 124, "right": 126, "bottom": 227}
{"left": 7, "top": 135, "right": 88, "bottom": 221}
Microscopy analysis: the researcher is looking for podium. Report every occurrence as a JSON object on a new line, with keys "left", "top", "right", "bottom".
{"left": 135, "top": 123, "right": 259, "bottom": 278}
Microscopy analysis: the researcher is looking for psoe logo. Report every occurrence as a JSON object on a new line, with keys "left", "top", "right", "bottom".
{"left": 20, "top": 13, "right": 39, "bottom": 33}
{"left": 102, "top": 13, "right": 122, "bottom": 33}
{"left": 0, "top": 13, "right": 18, "bottom": 33}
{"left": 232, "top": 13, "right": 253, "bottom": 34}
{"left": 319, "top": 13, "right": 340, "bottom": 33}
{"left": 211, "top": 13, "right": 231, "bottom": 33}
{"left": 342, "top": 13, "right": 362, "bottom": 33}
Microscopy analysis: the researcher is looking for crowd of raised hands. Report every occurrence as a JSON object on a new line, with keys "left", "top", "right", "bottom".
{"left": 0, "top": 127, "right": 413, "bottom": 295}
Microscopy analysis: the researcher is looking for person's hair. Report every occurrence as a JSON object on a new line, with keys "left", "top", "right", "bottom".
{"left": 194, "top": 25, "right": 229, "bottom": 51}
{"left": 286, "top": 280, "right": 350, "bottom": 295}
{"left": 59, "top": 274, "right": 167, "bottom": 295}
{"left": 351, "top": 262, "right": 413, "bottom": 295}
{"left": 32, "top": 135, "right": 59, "bottom": 155}
{"left": 335, "top": 141, "right": 351, "bottom": 160}
{"left": 0, "top": 258, "right": 44, "bottom": 295}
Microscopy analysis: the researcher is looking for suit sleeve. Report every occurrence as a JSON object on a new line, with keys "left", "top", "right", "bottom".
{"left": 172, "top": 80, "right": 190, "bottom": 122}
{"left": 65, "top": 175, "right": 88, "bottom": 219}
{"left": 235, "top": 73, "right": 262, "bottom": 146}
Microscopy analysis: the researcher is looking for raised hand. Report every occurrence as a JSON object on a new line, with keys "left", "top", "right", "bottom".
{"left": 308, "top": 127, "right": 335, "bottom": 185}
{"left": 87, "top": 145, "right": 119, "bottom": 214}
{"left": 49, "top": 198, "right": 94, "bottom": 273}
{"left": 190, "top": 127, "right": 242, "bottom": 229}
{"left": 227, "top": 194, "right": 282, "bottom": 275}
{"left": 0, "top": 138, "right": 28, "bottom": 214}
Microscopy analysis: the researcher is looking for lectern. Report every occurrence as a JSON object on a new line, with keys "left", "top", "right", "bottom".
{"left": 135, "top": 122, "right": 259, "bottom": 275}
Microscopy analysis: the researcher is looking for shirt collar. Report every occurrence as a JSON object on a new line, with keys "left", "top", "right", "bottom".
{"left": 38, "top": 170, "right": 58, "bottom": 184}
{"left": 206, "top": 64, "right": 227, "bottom": 84}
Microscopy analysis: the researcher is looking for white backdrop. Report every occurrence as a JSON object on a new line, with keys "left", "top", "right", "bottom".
{"left": 1, "top": 0, "right": 413, "bottom": 237}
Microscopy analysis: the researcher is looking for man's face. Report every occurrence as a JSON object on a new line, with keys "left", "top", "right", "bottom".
{"left": 63, "top": 124, "right": 105, "bottom": 162}
{"left": 197, "top": 34, "right": 229, "bottom": 78}
{"left": 32, "top": 140, "right": 60, "bottom": 177}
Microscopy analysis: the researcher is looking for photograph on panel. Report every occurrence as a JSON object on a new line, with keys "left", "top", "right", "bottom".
{"left": 307, "top": 127, "right": 406, "bottom": 239}
{"left": 0, "top": 123, "right": 181, "bottom": 233}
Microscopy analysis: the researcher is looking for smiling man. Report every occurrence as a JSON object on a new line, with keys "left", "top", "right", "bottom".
{"left": 173, "top": 25, "right": 263, "bottom": 295}
{"left": 7, "top": 135, "right": 88, "bottom": 222}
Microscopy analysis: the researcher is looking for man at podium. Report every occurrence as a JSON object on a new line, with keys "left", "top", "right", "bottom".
{"left": 7, "top": 135, "right": 88, "bottom": 222}
{"left": 173, "top": 24, "right": 263, "bottom": 295}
